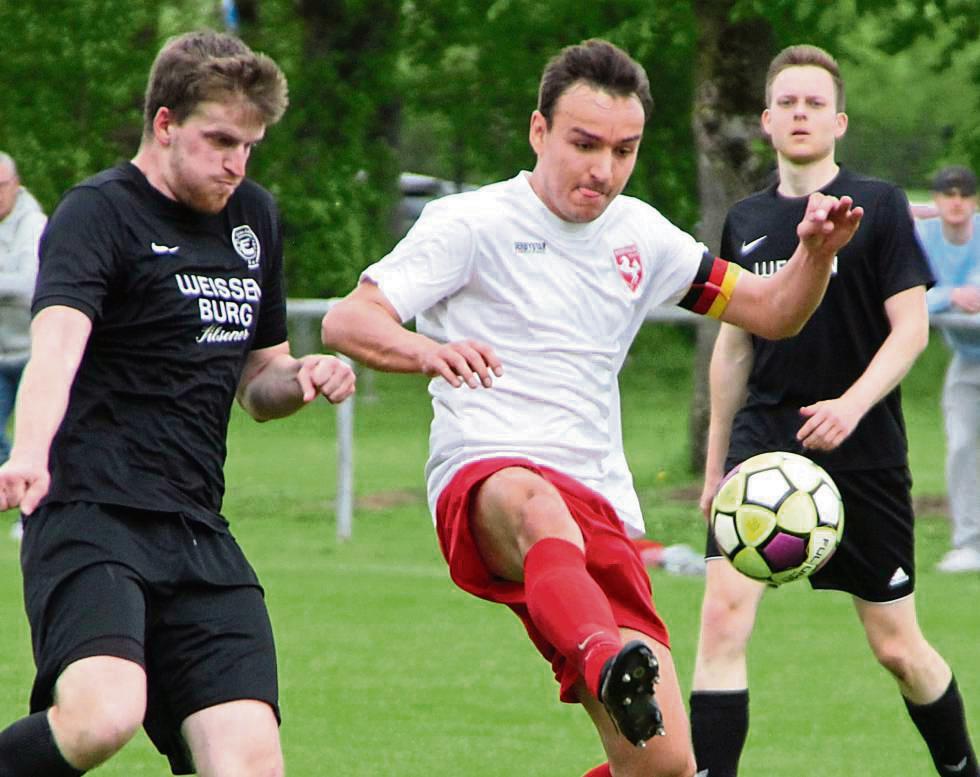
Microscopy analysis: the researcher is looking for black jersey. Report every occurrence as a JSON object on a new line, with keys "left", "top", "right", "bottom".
{"left": 33, "top": 163, "right": 288, "bottom": 527}
{"left": 723, "top": 167, "right": 934, "bottom": 471}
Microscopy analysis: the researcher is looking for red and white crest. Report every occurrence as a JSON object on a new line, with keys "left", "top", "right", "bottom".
{"left": 613, "top": 244, "right": 643, "bottom": 293}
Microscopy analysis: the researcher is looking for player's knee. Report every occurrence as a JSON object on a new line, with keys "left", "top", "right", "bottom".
{"left": 52, "top": 695, "right": 144, "bottom": 768}
{"left": 202, "top": 742, "right": 284, "bottom": 777}
{"left": 699, "top": 594, "right": 755, "bottom": 654}
{"left": 870, "top": 636, "right": 915, "bottom": 683}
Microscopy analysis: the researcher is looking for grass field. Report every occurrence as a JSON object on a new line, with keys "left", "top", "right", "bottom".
{"left": 1, "top": 325, "right": 977, "bottom": 776}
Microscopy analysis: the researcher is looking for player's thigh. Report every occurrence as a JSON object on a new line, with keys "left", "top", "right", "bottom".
{"left": 22, "top": 547, "right": 150, "bottom": 718}
{"left": 182, "top": 699, "right": 283, "bottom": 777}
{"left": 148, "top": 582, "right": 279, "bottom": 731}
{"left": 472, "top": 465, "right": 583, "bottom": 580}
{"left": 578, "top": 630, "right": 695, "bottom": 777}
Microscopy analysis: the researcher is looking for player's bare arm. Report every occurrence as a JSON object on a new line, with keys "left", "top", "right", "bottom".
{"left": 699, "top": 323, "right": 753, "bottom": 519}
{"left": 0, "top": 305, "right": 92, "bottom": 514}
{"left": 236, "top": 343, "right": 357, "bottom": 421}
{"left": 322, "top": 280, "right": 503, "bottom": 389}
{"left": 797, "top": 285, "right": 928, "bottom": 451}
{"left": 721, "top": 193, "right": 863, "bottom": 339}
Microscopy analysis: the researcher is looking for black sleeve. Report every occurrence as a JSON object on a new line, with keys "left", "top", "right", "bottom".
{"left": 32, "top": 186, "right": 123, "bottom": 321}
{"left": 720, "top": 211, "right": 738, "bottom": 267}
{"left": 251, "top": 196, "right": 288, "bottom": 350}
{"left": 874, "top": 185, "right": 935, "bottom": 299}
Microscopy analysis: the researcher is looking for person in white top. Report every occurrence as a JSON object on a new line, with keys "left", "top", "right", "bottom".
{"left": 323, "top": 39, "right": 861, "bottom": 777}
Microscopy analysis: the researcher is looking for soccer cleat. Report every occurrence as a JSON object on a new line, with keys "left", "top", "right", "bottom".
{"left": 599, "top": 640, "right": 664, "bottom": 746}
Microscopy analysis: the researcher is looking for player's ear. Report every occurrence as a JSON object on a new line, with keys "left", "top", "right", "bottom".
{"left": 153, "top": 107, "right": 176, "bottom": 146}
{"left": 529, "top": 110, "right": 548, "bottom": 154}
{"left": 760, "top": 109, "right": 772, "bottom": 137}
{"left": 834, "top": 111, "right": 848, "bottom": 139}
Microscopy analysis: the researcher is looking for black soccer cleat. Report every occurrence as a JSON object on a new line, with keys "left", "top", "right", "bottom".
{"left": 599, "top": 640, "right": 665, "bottom": 747}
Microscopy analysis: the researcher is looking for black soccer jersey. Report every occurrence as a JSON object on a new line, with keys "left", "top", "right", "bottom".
{"left": 722, "top": 167, "right": 934, "bottom": 471}
{"left": 33, "top": 163, "right": 288, "bottom": 526}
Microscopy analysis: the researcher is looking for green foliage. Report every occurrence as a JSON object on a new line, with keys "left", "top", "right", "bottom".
{"left": 1, "top": 0, "right": 976, "bottom": 295}
{"left": 400, "top": 0, "right": 701, "bottom": 229}
{"left": 240, "top": 0, "right": 403, "bottom": 297}
{"left": 0, "top": 2, "right": 156, "bottom": 209}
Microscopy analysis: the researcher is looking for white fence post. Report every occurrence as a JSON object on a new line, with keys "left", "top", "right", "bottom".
{"left": 335, "top": 356, "right": 355, "bottom": 541}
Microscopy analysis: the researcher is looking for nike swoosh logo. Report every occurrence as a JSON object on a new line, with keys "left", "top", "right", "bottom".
{"left": 576, "top": 632, "right": 603, "bottom": 652}
{"left": 151, "top": 242, "right": 180, "bottom": 255}
{"left": 740, "top": 235, "right": 767, "bottom": 256}
{"left": 695, "top": 770, "right": 709, "bottom": 777}
{"left": 944, "top": 756, "right": 968, "bottom": 772}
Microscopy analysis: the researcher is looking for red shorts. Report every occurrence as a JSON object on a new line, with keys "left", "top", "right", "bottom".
{"left": 435, "top": 457, "right": 670, "bottom": 703}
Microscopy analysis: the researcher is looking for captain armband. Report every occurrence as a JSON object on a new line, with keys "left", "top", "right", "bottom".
{"left": 677, "top": 252, "right": 743, "bottom": 319}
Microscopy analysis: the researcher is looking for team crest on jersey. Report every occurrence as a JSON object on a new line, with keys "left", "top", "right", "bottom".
{"left": 613, "top": 244, "right": 643, "bottom": 293}
{"left": 231, "top": 225, "right": 261, "bottom": 269}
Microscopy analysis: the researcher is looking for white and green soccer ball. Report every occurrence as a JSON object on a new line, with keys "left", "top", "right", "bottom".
{"left": 710, "top": 451, "right": 844, "bottom": 586}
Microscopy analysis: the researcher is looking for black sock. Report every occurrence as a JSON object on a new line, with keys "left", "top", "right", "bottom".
{"left": 905, "top": 677, "right": 979, "bottom": 777}
{"left": 0, "top": 711, "right": 85, "bottom": 776}
{"left": 690, "top": 689, "right": 749, "bottom": 777}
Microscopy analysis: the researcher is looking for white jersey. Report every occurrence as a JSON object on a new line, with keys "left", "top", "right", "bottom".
{"left": 362, "top": 171, "right": 709, "bottom": 535}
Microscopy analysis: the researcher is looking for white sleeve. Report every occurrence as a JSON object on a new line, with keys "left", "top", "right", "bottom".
{"left": 641, "top": 208, "right": 708, "bottom": 309}
{"left": 361, "top": 202, "right": 476, "bottom": 323}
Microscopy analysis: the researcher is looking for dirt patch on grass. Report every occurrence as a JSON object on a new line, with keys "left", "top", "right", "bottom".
{"left": 357, "top": 489, "right": 426, "bottom": 510}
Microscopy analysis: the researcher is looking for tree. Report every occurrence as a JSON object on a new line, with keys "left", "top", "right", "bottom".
{"left": 236, "top": 0, "right": 403, "bottom": 297}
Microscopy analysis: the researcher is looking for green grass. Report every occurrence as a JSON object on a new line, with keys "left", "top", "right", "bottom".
{"left": 1, "top": 327, "right": 977, "bottom": 776}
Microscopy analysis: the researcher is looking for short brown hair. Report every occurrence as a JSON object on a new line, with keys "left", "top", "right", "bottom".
{"left": 143, "top": 30, "right": 288, "bottom": 136}
{"left": 537, "top": 39, "right": 653, "bottom": 126}
{"left": 765, "top": 44, "right": 845, "bottom": 112}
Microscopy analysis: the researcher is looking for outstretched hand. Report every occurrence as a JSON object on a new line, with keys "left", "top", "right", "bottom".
{"left": 796, "top": 193, "right": 864, "bottom": 259}
{"left": 419, "top": 339, "right": 503, "bottom": 388}
{"left": 0, "top": 455, "right": 50, "bottom": 516}
{"left": 296, "top": 354, "right": 357, "bottom": 404}
{"left": 797, "top": 396, "right": 864, "bottom": 452}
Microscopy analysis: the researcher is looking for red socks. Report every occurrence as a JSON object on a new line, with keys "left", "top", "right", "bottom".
{"left": 523, "top": 538, "right": 622, "bottom": 697}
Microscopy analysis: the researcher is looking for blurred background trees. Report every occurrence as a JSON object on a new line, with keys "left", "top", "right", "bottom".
{"left": 0, "top": 0, "right": 976, "bottom": 471}
{"left": 0, "top": 0, "right": 976, "bottom": 301}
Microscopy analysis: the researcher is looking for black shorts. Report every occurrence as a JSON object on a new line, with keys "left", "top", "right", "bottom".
{"left": 20, "top": 502, "right": 279, "bottom": 775}
{"left": 705, "top": 466, "right": 915, "bottom": 603}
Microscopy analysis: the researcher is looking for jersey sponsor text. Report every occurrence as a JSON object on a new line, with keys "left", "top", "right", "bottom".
{"left": 175, "top": 273, "right": 262, "bottom": 342}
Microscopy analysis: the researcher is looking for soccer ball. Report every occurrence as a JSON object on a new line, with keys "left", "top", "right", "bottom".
{"left": 710, "top": 451, "right": 844, "bottom": 586}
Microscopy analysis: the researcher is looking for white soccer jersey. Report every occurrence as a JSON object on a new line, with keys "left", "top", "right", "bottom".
{"left": 362, "top": 171, "right": 712, "bottom": 535}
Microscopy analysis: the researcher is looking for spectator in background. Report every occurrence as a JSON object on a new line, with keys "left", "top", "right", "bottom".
{"left": 0, "top": 151, "right": 46, "bottom": 541}
{"left": 916, "top": 165, "right": 980, "bottom": 573}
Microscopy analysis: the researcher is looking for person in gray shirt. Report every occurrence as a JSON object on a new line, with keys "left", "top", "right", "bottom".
{"left": 0, "top": 151, "right": 46, "bottom": 540}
